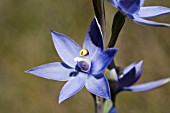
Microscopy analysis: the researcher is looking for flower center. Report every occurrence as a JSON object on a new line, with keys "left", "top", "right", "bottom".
{"left": 74, "top": 57, "right": 90, "bottom": 72}
{"left": 77, "top": 61, "right": 89, "bottom": 72}
{"left": 79, "top": 48, "right": 89, "bottom": 56}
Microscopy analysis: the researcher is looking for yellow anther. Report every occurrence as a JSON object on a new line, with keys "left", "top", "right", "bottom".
{"left": 80, "top": 48, "right": 89, "bottom": 56}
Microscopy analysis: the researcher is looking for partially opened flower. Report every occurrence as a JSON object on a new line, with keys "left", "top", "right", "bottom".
{"left": 26, "top": 17, "right": 118, "bottom": 103}
{"left": 108, "top": 0, "right": 170, "bottom": 26}
{"left": 108, "top": 61, "right": 170, "bottom": 113}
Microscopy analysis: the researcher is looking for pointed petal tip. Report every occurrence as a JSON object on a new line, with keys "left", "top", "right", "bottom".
{"left": 50, "top": 30, "right": 58, "bottom": 35}
{"left": 94, "top": 16, "right": 100, "bottom": 26}
{"left": 50, "top": 30, "right": 65, "bottom": 37}
{"left": 111, "top": 48, "right": 118, "bottom": 57}
{"left": 50, "top": 30, "right": 58, "bottom": 36}
{"left": 25, "top": 70, "right": 29, "bottom": 73}
{"left": 58, "top": 97, "right": 64, "bottom": 104}
{"left": 90, "top": 16, "right": 103, "bottom": 36}
{"left": 50, "top": 29, "right": 54, "bottom": 33}
{"left": 58, "top": 91, "right": 69, "bottom": 104}
{"left": 85, "top": 74, "right": 111, "bottom": 100}
{"left": 139, "top": 60, "right": 143, "bottom": 64}
{"left": 25, "top": 69, "right": 33, "bottom": 74}
{"left": 113, "top": 48, "right": 118, "bottom": 53}
{"left": 106, "top": 94, "right": 111, "bottom": 100}
{"left": 108, "top": 48, "right": 118, "bottom": 56}
{"left": 94, "top": 93, "right": 111, "bottom": 100}
{"left": 136, "top": 60, "right": 143, "bottom": 68}
{"left": 102, "top": 89, "right": 111, "bottom": 100}
{"left": 164, "top": 77, "right": 170, "bottom": 83}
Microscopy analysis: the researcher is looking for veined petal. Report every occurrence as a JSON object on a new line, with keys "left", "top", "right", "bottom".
{"left": 25, "top": 62, "right": 74, "bottom": 81}
{"left": 117, "top": 0, "right": 141, "bottom": 14}
{"left": 85, "top": 74, "right": 110, "bottom": 99}
{"left": 90, "top": 48, "right": 118, "bottom": 75}
{"left": 137, "top": 6, "right": 170, "bottom": 18}
{"left": 131, "top": 15, "right": 170, "bottom": 27}
{"left": 59, "top": 72, "right": 87, "bottom": 103}
{"left": 83, "top": 17, "right": 104, "bottom": 58}
{"left": 122, "top": 78, "right": 170, "bottom": 92}
{"left": 51, "top": 30, "right": 81, "bottom": 68}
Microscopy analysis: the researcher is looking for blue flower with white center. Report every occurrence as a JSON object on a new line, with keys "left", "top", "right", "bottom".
{"left": 108, "top": 61, "right": 170, "bottom": 113}
{"left": 26, "top": 17, "right": 118, "bottom": 103}
{"left": 108, "top": 0, "right": 170, "bottom": 26}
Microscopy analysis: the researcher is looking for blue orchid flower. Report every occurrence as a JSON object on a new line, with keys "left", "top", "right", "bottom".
{"left": 108, "top": 61, "right": 170, "bottom": 113}
{"left": 26, "top": 17, "right": 118, "bottom": 103}
{"left": 108, "top": 0, "right": 170, "bottom": 26}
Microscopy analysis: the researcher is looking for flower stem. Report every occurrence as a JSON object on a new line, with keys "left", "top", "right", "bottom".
{"left": 107, "top": 11, "right": 126, "bottom": 48}
{"left": 92, "top": 0, "right": 106, "bottom": 39}
{"left": 94, "top": 96, "right": 104, "bottom": 113}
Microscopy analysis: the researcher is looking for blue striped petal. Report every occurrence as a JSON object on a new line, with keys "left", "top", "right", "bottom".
{"left": 122, "top": 78, "right": 170, "bottom": 92}
{"left": 119, "top": 67, "right": 136, "bottom": 87}
{"left": 85, "top": 74, "right": 110, "bottom": 99}
{"left": 137, "top": 6, "right": 170, "bottom": 18}
{"left": 119, "top": 61, "right": 143, "bottom": 87}
{"left": 83, "top": 17, "right": 104, "bottom": 59}
{"left": 25, "top": 62, "right": 74, "bottom": 81}
{"left": 90, "top": 48, "right": 118, "bottom": 75}
{"left": 131, "top": 15, "right": 170, "bottom": 27}
{"left": 51, "top": 30, "right": 81, "bottom": 68}
{"left": 122, "top": 63, "right": 136, "bottom": 75}
{"left": 59, "top": 72, "right": 87, "bottom": 103}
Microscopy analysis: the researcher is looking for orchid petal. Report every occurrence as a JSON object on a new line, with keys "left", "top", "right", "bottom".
{"left": 90, "top": 48, "right": 118, "bottom": 75}
{"left": 51, "top": 30, "right": 81, "bottom": 68}
{"left": 117, "top": 0, "right": 141, "bottom": 14}
{"left": 123, "top": 78, "right": 170, "bottom": 92}
{"left": 119, "top": 67, "right": 136, "bottom": 87}
{"left": 137, "top": 6, "right": 170, "bottom": 18}
{"left": 122, "top": 63, "right": 136, "bottom": 75}
{"left": 25, "top": 62, "right": 74, "bottom": 81}
{"left": 85, "top": 74, "right": 110, "bottom": 99}
{"left": 135, "top": 61, "right": 143, "bottom": 80}
{"left": 59, "top": 72, "right": 87, "bottom": 103}
{"left": 131, "top": 15, "right": 170, "bottom": 27}
{"left": 119, "top": 61, "right": 143, "bottom": 86}
{"left": 83, "top": 17, "right": 104, "bottom": 58}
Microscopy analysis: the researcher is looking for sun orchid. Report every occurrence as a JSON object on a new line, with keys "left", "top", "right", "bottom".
{"left": 108, "top": 61, "right": 170, "bottom": 113}
{"left": 26, "top": 17, "right": 118, "bottom": 103}
{"left": 108, "top": 0, "right": 170, "bottom": 26}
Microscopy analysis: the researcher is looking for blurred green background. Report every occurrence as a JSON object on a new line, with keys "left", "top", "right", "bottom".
{"left": 0, "top": 0, "right": 170, "bottom": 113}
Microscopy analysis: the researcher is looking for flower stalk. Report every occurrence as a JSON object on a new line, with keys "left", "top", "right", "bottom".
{"left": 92, "top": 0, "right": 106, "bottom": 38}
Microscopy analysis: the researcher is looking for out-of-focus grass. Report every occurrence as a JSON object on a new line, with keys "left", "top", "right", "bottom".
{"left": 0, "top": 0, "right": 169, "bottom": 113}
